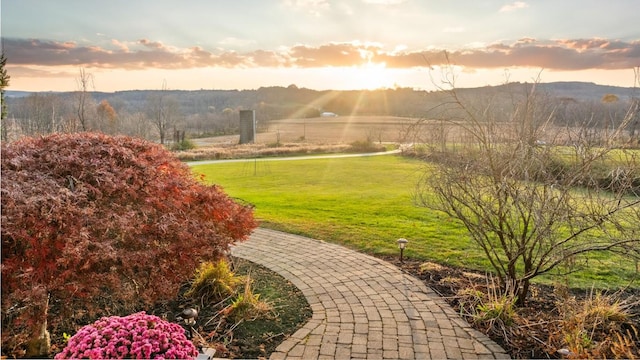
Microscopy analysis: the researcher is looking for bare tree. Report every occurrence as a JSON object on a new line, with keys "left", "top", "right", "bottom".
{"left": 1, "top": 50, "right": 10, "bottom": 141}
{"left": 414, "top": 77, "right": 640, "bottom": 306}
{"left": 146, "top": 81, "right": 180, "bottom": 144}
{"left": 120, "top": 111, "right": 152, "bottom": 139}
{"left": 75, "top": 68, "right": 94, "bottom": 131}
{"left": 629, "top": 67, "right": 640, "bottom": 142}
{"left": 222, "top": 107, "right": 236, "bottom": 134}
{"left": 13, "top": 93, "right": 61, "bottom": 136}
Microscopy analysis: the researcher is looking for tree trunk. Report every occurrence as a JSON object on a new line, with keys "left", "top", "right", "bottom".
{"left": 516, "top": 279, "right": 530, "bottom": 307}
{"left": 26, "top": 295, "right": 51, "bottom": 357}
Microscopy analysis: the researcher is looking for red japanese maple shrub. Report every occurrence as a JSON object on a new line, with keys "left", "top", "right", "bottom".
{"left": 1, "top": 133, "right": 257, "bottom": 356}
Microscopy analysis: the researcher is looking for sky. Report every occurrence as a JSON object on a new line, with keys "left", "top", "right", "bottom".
{"left": 2, "top": 0, "right": 640, "bottom": 92}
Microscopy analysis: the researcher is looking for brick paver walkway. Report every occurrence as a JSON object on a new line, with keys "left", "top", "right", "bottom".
{"left": 231, "top": 228, "right": 509, "bottom": 359}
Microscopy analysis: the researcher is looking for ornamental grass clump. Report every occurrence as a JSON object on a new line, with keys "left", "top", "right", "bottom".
{"left": 54, "top": 312, "right": 198, "bottom": 359}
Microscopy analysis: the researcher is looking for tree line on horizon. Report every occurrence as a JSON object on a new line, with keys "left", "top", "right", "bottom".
{"left": 2, "top": 71, "right": 639, "bottom": 145}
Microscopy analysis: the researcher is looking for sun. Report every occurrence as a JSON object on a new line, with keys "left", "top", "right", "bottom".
{"left": 314, "top": 61, "right": 397, "bottom": 91}
{"left": 353, "top": 61, "right": 392, "bottom": 90}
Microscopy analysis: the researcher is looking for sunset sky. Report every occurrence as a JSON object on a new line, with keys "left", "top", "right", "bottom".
{"left": 2, "top": 0, "right": 639, "bottom": 92}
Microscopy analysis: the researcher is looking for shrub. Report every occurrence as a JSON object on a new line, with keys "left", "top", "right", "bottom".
{"left": 456, "top": 277, "right": 519, "bottom": 343}
{"left": 54, "top": 312, "right": 198, "bottom": 359}
{"left": 185, "top": 259, "right": 244, "bottom": 303}
{"left": 225, "top": 280, "right": 272, "bottom": 322}
{"left": 171, "top": 138, "right": 197, "bottom": 151}
{"left": 349, "top": 139, "right": 385, "bottom": 153}
{"left": 1, "top": 133, "right": 257, "bottom": 357}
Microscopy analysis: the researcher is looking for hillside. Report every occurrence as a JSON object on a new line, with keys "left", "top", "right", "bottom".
{"left": 539, "top": 81, "right": 638, "bottom": 101}
{"left": 6, "top": 82, "right": 638, "bottom": 119}
{"left": 5, "top": 81, "right": 638, "bottom": 143}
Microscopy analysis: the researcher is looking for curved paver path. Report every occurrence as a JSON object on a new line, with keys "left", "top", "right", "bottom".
{"left": 231, "top": 228, "right": 510, "bottom": 360}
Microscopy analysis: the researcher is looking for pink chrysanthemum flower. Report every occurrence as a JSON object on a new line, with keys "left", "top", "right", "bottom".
{"left": 55, "top": 312, "right": 198, "bottom": 359}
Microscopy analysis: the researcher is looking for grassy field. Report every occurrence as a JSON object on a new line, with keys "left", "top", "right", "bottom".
{"left": 192, "top": 153, "right": 638, "bottom": 289}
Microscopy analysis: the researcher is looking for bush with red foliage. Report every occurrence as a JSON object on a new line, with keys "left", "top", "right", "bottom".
{"left": 1, "top": 133, "right": 257, "bottom": 356}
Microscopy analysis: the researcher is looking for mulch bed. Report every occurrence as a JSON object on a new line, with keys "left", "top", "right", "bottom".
{"left": 42, "top": 257, "right": 311, "bottom": 360}
{"left": 148, "top": 257, "right": 312, "bottom": 359}
{"left": 379, "top": 255, "right": 640, "bottom": 359}
{"left": 31, "top": 253, "right": 640, "bottom": 359}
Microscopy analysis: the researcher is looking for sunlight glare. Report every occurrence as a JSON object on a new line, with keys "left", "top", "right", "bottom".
{"left": 354, "top": 61, "right": 392, "bottom": 90}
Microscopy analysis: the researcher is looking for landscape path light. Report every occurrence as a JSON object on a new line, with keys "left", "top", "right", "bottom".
{"left": 182, "top": 308, "right": 198, "bottom": 326}
{"left": 396, "top": 238, "right": 408, "bottom": 263}
{"left": 180, "top": 308, "right": 216, "bottom": 360}
{"left": 179, "top": 308, "right": 198, "bottom": 340}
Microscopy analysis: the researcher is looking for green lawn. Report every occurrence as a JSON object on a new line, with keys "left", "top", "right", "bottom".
{"left": 191, "top": 155, "right": 638, "bottom": 289}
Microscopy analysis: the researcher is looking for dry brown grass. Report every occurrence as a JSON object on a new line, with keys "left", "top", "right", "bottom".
{"left": 263, "top": 116, "right": 412, "bottom": 144}
{"left": 178, "top": 116, "right": 408, "bottom": 161}
{"left": 174, "top": 142, "right": 353, "bottom": 161}
{"left": 548, "top": 289, "right": 639, "bottom": 359}
{"left": 195, "top": 116, "right": 414, "bottom": 145}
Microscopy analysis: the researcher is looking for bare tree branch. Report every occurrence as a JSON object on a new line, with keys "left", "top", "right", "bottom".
{"left": 414, "top": 70, "right": 640, "bottom": 305}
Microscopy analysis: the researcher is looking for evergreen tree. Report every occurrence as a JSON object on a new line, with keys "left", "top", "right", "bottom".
{"left": 1, "top": 51, "right": 10, "bottom": 140}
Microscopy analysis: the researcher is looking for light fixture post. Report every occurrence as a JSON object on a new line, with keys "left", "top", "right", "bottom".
{"left": 396, "top": 238, "right": 408, "bottom": 263}
{"left": 180, "top": 308, "right": 198, "bottom": 339}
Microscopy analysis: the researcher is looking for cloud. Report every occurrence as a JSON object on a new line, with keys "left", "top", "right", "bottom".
{"left": 516, "top": 37, "right": 536, "bottom": 45}
{"left": 3, "top": 65, "right": 76, "bottom": 78}
{"left": 138, "top": 39, "right": 166, "bottom": 49}
{"left": 111, "top": 39, "right": 130, "bottom": 52}
{"left": 499, "top": 1, "right": 529, "bottom": 12}
{"left": 381, "top": 39, "right": 640, "bottom": 70}
{"left": 288, "top": 43, "right": 367, "bottom": 67}
{"left": 2, "top": 38, "right": 249, "bottom": 70}
{"left": 369, "top": 39, "right": 640, "bottom": 71}
{"left": 4, "top": 37, "right": 639, "bottom": 75}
